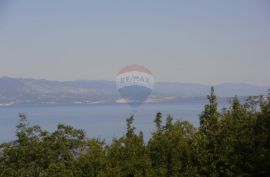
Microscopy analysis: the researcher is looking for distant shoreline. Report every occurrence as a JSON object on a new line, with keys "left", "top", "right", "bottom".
{"left": 0, "top": 97, "right": 235, "bottom": 108}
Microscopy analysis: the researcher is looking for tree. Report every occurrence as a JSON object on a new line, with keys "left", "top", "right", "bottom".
{"left": 105, "top": 116, "right": 153, "bottom": 177}
{"left": 75, "top": 139, "right": 107, "bottom": 177}
{"left": 252, "top": 93, "right": 270, "bottom": 176}
{"left": 218, "top": 97, "right": 257, "bottom": 176}
{"left": 148, "top": 114, "right": 196, "bottom": 177}
{"left": 154, "top": 112, "right": 162, "bottom": 132}
{"left": 197, "top": 87, "right": 220, "bottom": 177}
{"left": 0, "top": 114, "right": 86, "bottom": 177}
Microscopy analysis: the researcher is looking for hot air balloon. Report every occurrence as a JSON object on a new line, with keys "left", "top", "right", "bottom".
{"left": 116, "top": 65, "right": 154, "bottom": 108}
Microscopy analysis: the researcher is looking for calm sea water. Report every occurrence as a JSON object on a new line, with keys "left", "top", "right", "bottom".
{"left": 0, "top": 101, "right": 229, "bottom": 143}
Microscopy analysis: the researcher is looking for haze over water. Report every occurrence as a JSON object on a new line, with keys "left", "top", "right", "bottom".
{"left": 0, "top": 100, "right": 230, "bottom": 143}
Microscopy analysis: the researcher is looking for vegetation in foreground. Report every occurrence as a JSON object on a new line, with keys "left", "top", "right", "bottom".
{"left": 0, "top": 87, "right": 269, "bottom": 177}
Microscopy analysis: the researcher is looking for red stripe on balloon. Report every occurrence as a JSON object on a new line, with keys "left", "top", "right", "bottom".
{"left": 118, "top": 65, "right": 152, "bottom": 75}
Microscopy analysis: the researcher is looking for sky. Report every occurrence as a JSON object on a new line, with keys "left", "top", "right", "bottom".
{"left": 0, "top": 0, "right": 270, "bottom": 85}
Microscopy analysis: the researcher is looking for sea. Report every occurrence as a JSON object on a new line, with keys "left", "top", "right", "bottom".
{"left": 0, "top": 100, "right": 230, "bottom": 143}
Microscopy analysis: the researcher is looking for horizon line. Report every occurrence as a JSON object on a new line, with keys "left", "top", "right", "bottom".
{"left": 0, "top": 76, "right": 269, "bottom": 87}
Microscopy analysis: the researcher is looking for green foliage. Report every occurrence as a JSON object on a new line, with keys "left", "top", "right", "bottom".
{"left": 197, "top": 87, "right": 220, "bottom": 177}
{"left": 0, "top": 113, "right": 86, "bottom": 177}
{"left": 104, "top": 116, "right": 153, "bottom": 177}
{"left": 253, "top": 96, "right": 270, "bottom": 176}
{"left": 1, "top": 88, "right": 270, "bottom": 177}
{"left": 148, "top": 113, "right": 196, "bottom": 177}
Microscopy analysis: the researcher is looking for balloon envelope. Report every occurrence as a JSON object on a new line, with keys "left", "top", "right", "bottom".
{"left": 116, "top": 65, "right": 154, "bottom": 108}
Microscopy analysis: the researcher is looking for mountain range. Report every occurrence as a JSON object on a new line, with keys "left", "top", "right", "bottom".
{"left": 0, "top": 77, "right": 268, "bottom": 106}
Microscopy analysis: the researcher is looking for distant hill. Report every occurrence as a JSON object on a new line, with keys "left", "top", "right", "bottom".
{"left": 153, "top": 82, "right": 269, "bottom": 97}
{"left": 0, "top": 77, "right": 268, "bottom": 106}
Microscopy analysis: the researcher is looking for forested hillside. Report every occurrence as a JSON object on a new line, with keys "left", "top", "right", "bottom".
{"left": 0, "top": 88, "right": 269, "bottom": 177}
{"left": 0, "top": 77, "right": 268, "bottom": 105}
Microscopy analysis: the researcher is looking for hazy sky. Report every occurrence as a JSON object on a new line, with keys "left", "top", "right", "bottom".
{"left": 0, "top": 0, "right": 269, "bottom": 85}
